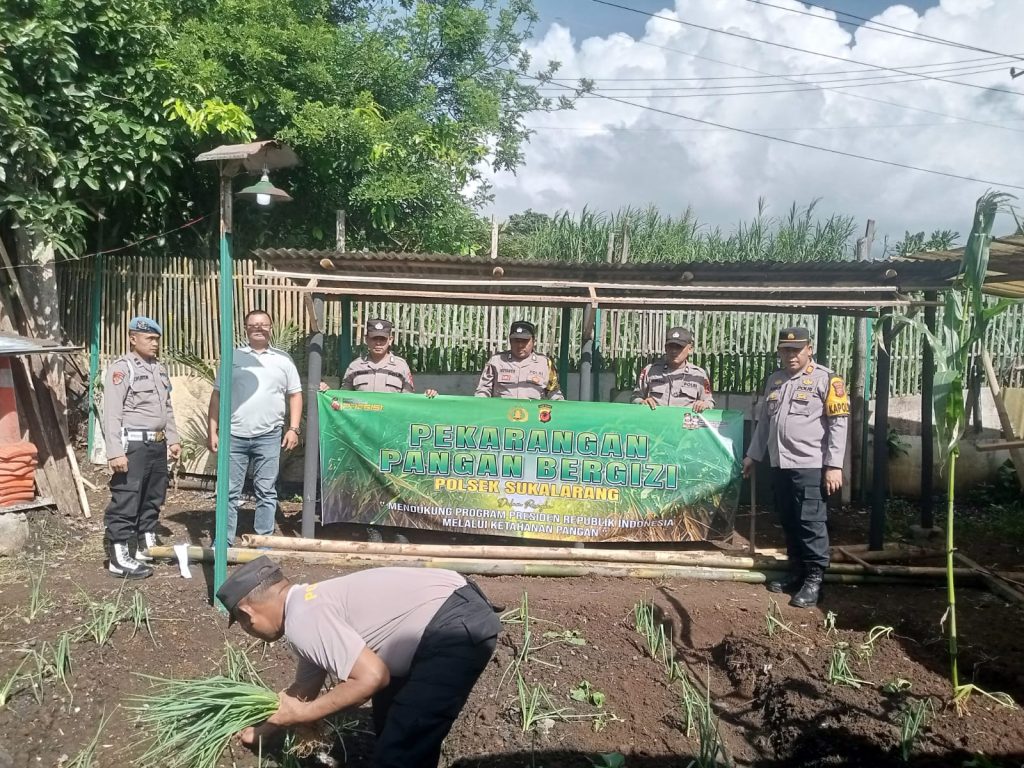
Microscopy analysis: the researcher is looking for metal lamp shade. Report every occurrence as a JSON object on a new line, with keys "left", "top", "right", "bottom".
{"left": 236, "top": 174, "right": 293, "bottom": 205}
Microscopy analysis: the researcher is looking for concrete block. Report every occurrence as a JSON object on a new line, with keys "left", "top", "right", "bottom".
{"left": 0, "top": 512, "right": 29, "bottom": 556}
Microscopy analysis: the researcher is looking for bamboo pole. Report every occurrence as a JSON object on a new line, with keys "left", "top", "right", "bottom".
{"left": 953, "top": 552, "right": 1024, "bottom": 606}
{"left": 151, "top": 546, "right": 974, "bottom": 584}
{"left": 241, "top": 534, "right": 937, "bottom": 566}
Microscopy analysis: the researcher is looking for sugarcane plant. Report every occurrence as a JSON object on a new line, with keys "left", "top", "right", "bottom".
{"left": 896, "top": 192, "right": 1019, "bottom": 709}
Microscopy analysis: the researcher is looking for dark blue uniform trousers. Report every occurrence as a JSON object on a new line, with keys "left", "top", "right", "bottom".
{"left": 370, "top": 582, "right": 501, "bottom": 768}
{"left": 769, "top": 467, "right": 830, "bottom": 569}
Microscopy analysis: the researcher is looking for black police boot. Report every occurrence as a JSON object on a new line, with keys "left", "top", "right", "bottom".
{"left": 790, "top": 564, "right": 824, "bottom": 608}
{"left": 766, "top": 563, "right": 803, "bottom": 594}
{"left": 107, "top": 540, "right": 153, "bottom": 580}
{"left": 134, "top": 531, "right": 164, "bottom": 563}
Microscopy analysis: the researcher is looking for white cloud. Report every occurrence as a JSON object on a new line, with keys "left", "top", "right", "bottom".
{"left": 485, "top": 0, "right": 1024, "bottom": 244}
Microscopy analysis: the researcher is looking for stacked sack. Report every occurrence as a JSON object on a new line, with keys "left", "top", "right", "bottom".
{"left": 0, "top": 441, "right": 37, "bottom": 506}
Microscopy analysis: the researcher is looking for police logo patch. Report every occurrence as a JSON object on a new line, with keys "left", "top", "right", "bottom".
{"left": 112, "top": 371, "right": 124, "bottom": 385}
{"left": 786, "top": 332, "right": 795, "bottom": 340}
{"left": 538, "top": 404, "right": 552, "bottom": 423}
{"left": 826, "top": 376, "right": 850, "bottom": 416}
{"left": 802, "top": 378, "right": 813, "bottom": 385}
{"left": 805, "top": 364, "right": 814, "bottom": 374}
{"left": 508, "top": 407, "right": 528, "bottom": 423}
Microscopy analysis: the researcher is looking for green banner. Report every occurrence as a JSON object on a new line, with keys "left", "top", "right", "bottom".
{"left": 319, "top": 392, "right": 743, "bottom": 542}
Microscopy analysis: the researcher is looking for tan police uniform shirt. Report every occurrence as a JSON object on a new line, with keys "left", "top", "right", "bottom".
{"left": 342, "top": 353, "right": 416, "bottom": 393}
{"left": 474, "top": 351, "right": 564, "bottom": 400}
{"left": 284, "top": 567, "right": 466, "bottom": 682}
{"left": 631, "top": 361, "right": 714, "bottom": 407}
{"left": 746, "top": 361, "right": 849, "bottom": 469}
{"left": 102, "top": 353, "right": 179, "bottom": 460}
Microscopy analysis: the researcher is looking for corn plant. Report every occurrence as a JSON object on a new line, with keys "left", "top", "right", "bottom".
{"left": 827, "top": 643, "right": 871, "bottom": 688}
{"left": 895, "top": 192, "right": 1020, "bottom": 704}
{"left": 899, "top": 697, "right": 935, "bottom": 762}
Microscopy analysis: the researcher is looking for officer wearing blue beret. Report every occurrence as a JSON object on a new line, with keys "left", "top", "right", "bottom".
{"left": 101, "top": 316, "right": 180, "bottom": 579}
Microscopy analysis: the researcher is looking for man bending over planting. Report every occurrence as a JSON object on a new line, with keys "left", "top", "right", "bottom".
{"left": 218, "top": 556, "right": 502, "bottom": 767}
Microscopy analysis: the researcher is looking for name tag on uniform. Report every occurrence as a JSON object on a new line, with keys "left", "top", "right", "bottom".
{"left": 499, "top": 372, "right": 515, "bottom": 382}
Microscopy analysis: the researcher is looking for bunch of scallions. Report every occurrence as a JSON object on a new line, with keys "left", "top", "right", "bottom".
{"left": 130, "top": 675, "right": 282, "bottom": 768}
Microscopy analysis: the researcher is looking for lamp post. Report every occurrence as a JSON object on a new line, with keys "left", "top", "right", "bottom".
{"left": 196, "top": 140, "right": 298, "bottom": 607}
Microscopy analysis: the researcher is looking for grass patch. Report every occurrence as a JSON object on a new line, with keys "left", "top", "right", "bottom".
{"left": 25, "top": 558, "right": 53, "bottom": 623}
{"left": 898, "top": 696, "right": 934, "bottom": 762}
{"left": 66, "top": 709, "right": 115, "bottom": 768}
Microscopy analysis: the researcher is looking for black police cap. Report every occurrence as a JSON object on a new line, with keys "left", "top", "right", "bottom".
{"left": 215, "top": 555, "right": 282, "bottom": 625}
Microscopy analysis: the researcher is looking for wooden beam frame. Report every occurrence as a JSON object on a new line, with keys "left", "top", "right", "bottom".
{"left": 253, "top": 268, "right": 901, "bottom": 294}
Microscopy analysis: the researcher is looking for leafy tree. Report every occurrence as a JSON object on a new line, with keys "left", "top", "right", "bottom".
{"left": 162, "top": 0, "right": 567, "bottom": 253}
{"left": 889, "top": 229, "right": 960, "bottom": 258}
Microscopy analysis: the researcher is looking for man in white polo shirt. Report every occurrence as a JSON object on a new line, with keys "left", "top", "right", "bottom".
{"left": 207, "top": 310, "right": 302, "bottom": 545}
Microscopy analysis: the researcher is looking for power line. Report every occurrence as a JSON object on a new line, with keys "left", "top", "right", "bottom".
{"left": 522, "top": 72, "right": 1024, "bottom": 191}
{"left": 550, "top": 52, "right": 1017, "bottom": 81}
{"left": 741, "top": 0, "right": 1024, "bottom": 62}
{"left": 524, "top": 119, "right": 1024, "bottom": 133}
{"left": 591, "top": 0, "right": 1024, "bottom": 98}
{"left": 596, "top": 31, "right": 1024, "bottom": 133}
{"left": 542, "top": 67, "right": 1013, "bottom": 99}
{"left": 791, "top": 0, "right": 1024, "bottom": 62}
{"left": 538, "top": 62, "right": 1010, "bottom": 94}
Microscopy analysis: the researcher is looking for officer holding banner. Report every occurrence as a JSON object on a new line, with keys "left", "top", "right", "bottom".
{"left": 631, "top": 327, "right": 714, "bottom": 411}
{"left": 475, "top": 320, "right": 563, "bottom": 400}
{"left": 320, "top": 318, "right": 435, "bottom": 543}
{"left": 102, "top": 316, "right": 181, "bottom": 580}
{"left": 743, "top": 326, "right": 849, "bottom": 609}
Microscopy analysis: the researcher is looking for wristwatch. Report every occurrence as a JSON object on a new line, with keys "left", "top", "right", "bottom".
{"left": 287, "top": 426, "right": 300, "bottom": 436}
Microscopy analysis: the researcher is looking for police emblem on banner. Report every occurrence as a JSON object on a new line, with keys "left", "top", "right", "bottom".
{"left": 538, "top": 404, "right": 552, "bottom": 423}
{"left": 508, "top": 407, "right": 528, "bottom": 422}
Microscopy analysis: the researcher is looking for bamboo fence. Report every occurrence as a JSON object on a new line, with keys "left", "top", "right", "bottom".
{"left": 59, "top": 254, "right": 1024, "bottom": 394}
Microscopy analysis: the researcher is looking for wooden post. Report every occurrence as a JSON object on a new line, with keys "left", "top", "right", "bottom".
{"left": 870, "top": 308, "right": 892, "bottom": 550}
{"left": 558, "top": 307, "right": 571, "bottom": 394}
{"left": 489, "top": 215, "right": 499, "bottom": 260}
{"left": 850, "top": 219, "right": 875, "bottom": 502}
{"left": 816, "top": 312, "right": 831, "bottom": 368}
{"left": 579, "top": 305, "right": 596, "bottom": 401}
{"left": 336, "top": 211, "right": 352, "bottom": 376}
{"left": 605, "top": 231, "right": 615, "bottom": 264}
{"left": 620, "top": 222, "right": 631, "bottom": 264}
{"left": 980, "top": 346, "right": 1024, "bottom": 492}
{"left": 302, "top": 294, "right": 325, "bottom": 539}
{"left": 920, "top": 292, "right": 937, "bottom": 528}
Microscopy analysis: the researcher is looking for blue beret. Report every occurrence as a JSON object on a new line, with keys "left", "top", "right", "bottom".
{"left": 129, "top": 316, "right": 162, "bottom": 336}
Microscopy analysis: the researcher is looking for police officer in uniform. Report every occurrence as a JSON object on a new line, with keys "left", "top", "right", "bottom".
{"left": 475, "top": 321, "right": 563, "bottom": 400}
{"left": 340, "top": 319, "right": 438, "bottom": 397}
{"left": 743, "top": 327, "right": 849, "bottom": 608}
{"left": 631, "top": 327, "right": 714, "bottom": 411}
{"left": 320, "top": 319, "right": 436, "bottom": 543}
{"left": 102, "top": 316, "right": 181, "bottom": 579}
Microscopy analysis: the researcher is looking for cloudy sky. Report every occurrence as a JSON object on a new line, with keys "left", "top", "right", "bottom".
{"left": 483, "top": 0, "right": 1024, "bottom": 244}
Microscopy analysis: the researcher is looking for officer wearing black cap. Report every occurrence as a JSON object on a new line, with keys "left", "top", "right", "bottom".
{"left": 631, "top": 327, "right": 714, "bottom": 411}
{"left": 475, "top": 320, "right": 563, "bottom": 400}
{"left": 101, "top": 316, "right": 181, "bottom": 579}
{"left": 743, "top": 326, "right": 849, "bottom": 608}
{"left": 217, "top": 556, "right": 501, "bottom": 768}
{"left": 320, "top": 318, "right": 435, "bottom": 544}
{"left": 337, "top": 319, "right": 437, "bottom": 397}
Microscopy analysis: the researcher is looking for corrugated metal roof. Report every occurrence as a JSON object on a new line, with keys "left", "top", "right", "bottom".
{"left": 906, "top": 233, "right": 1024, "bottom": 299}
{"left": 195, "top": 141, "right": 300, "bottom": 171}
{"left": 0, "top": 332, "right": 80, "bottom": 356}
{"left": 252, "top": 247, "right": 960, "bottom": 291}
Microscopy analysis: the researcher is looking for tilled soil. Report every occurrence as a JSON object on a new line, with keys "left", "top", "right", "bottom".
{"left": 0, "top": 474, "right": 1022, "bottom": 768}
